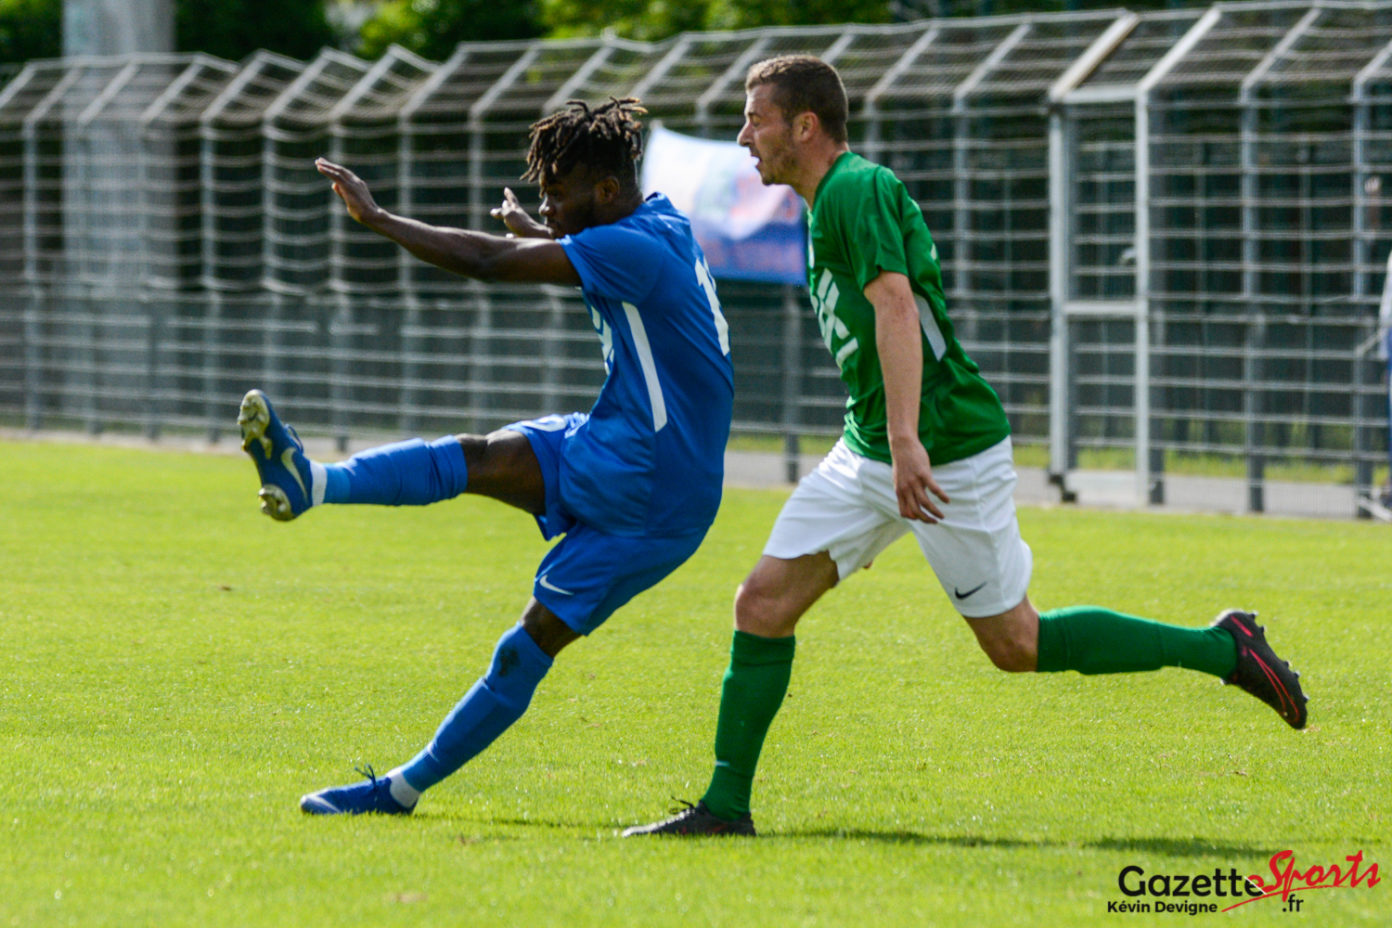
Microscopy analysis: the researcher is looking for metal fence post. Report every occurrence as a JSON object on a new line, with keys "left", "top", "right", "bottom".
{"left": 1047, "top": 104, "right": 1076, "bottom": 500}
{"left": 1240, "top": 79, "right": 1263, "bottom": 514}
{"left": 23, "top": 286, "right": 43, "bottom": 430}
{"left": 329, "top": 293, "right": 351, "bottom": 453}
{"left": 1244, "top": 317, "right": 1266, "bottom": 514}
{"left": 1353, "top": 331, "right": 1382, "bottom": 517}
{"left": 143, "top": 291, "right": 162, "bottom": 441}
{"left": 781, "top": 284, "right": 803, "bottom": 484}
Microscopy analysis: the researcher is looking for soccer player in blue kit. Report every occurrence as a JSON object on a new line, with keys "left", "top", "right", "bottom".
{"left": 238, "top": 99, "right": 734, "bottom": 815}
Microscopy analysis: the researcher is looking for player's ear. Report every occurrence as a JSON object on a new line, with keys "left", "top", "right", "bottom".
{"left": 593, "top": 174, "right": 621, "bottom": 204}
{"left": 795, "top": 111, "right": 818, "bottom": 143}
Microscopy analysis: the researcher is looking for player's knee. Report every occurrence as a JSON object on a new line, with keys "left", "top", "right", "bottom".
{"left": 459, "top": 431, "right": 543, "bottom": 503}
{"left": 733, "top": 576, "right": 797, "bottom": 637}
{"left": 966, "top": 599, "right": 1039, "bottom": 673}
{"left": 980, "top": 635, "right": 1037, "bottom": 673}
{"left": 732, "top": 577, "right": 769, "bottom": 625}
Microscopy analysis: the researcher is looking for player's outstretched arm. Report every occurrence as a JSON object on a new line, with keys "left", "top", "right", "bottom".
{"left": 315, "top": 158, "right": 580, "bottom": 286}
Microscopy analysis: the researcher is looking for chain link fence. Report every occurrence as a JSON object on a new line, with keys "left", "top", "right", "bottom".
{"left": 1, "top": 2, "right": 1390, "bottom": 515}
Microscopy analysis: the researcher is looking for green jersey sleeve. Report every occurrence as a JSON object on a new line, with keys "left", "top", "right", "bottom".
{"left": 836, "top": 167, "right": 913, "bottom": 291}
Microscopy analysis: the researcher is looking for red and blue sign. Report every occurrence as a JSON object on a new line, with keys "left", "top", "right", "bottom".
{"left": 643, "top": 126, "right": 805, "bottom": 285}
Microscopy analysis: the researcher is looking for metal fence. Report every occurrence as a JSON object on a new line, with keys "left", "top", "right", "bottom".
{"left": 1, "top": 1, "right": 1389, "bottom": 515}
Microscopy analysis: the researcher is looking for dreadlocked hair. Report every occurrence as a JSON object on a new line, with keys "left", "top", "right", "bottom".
{"left": 523, "top": 97, "right": 647, "bottom": 189}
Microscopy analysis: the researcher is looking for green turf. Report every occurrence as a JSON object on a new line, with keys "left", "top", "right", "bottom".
{"left": 1, "top": 439, "right": 1387, "bottom": 927}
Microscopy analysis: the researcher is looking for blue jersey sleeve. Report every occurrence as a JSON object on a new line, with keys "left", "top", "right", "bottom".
{"left": 559, "top": 223, "right": 663, "bottom": 304}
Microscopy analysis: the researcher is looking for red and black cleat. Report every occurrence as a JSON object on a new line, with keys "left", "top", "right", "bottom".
{"left": 1213, "top": 609, "right": 1308, "bottom": 730}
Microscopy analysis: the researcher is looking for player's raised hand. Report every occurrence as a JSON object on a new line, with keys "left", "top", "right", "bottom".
{"left": 315, "top": 158, "right": 381, "bottom": 227}
{"left": 491, "top": 187, "right": 551, "bottom": 239}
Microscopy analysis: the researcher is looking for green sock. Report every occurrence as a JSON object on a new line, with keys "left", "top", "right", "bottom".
{"left": 700, "top": 630, "right": 796, "bottom": 821}
{"left": 1036, "top": 606, "right": 1236, "bottom": 677}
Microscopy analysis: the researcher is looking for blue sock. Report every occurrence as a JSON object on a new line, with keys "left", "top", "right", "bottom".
{"left": 398, "top": 623, "right": 554, "bottom": 793}
{"left": 321, "top": 436, "right": 468, "bottom": 505}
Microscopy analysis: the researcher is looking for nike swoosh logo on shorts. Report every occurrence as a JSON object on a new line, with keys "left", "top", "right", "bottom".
{"left": 954, "top": 582, "right": 987, "bottom": 600}
{"left": 537, "top": 574, "right": 575, "bottom": 596}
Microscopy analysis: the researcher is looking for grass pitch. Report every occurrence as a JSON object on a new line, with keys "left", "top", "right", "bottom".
{"left": 1, "top": 438, "right": 1387, "bottom": 927}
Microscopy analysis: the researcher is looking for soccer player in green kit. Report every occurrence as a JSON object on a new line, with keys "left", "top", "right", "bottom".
{"left": 624, "top": 55, "right": 1307, "bottom": 838}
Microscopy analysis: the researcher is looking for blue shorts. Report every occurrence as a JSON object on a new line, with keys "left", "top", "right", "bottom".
{"left": 505, "top": 413, "right": 708, "bottom": 635}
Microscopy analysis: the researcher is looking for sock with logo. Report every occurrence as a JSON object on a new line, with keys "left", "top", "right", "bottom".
{"left": 700, "top": 631, "right": 796, "bottom": 821}
{"left": 320, "top": 436, "right": 468, "bottom": 505}
{"left": 1036, "top": 606, "right": 1236, "bottom": 677}
{"left": 396, "top": 622, "right": 553, "bottom": 794}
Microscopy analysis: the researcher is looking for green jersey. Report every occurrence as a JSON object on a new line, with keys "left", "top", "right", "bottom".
{"left": 806, "top": 151, "right": 1010, "bottom": 466}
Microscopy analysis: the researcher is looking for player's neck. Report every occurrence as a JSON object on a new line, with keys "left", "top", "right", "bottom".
{"left": 791, "top": 141, "right": 850, "bottom": 205}
{"left": 595, "top": 190, "right": 646, "bottom": 226}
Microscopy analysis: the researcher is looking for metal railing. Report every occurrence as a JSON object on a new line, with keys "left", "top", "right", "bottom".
{"left": 1, "top": 2, "right": 1389, "bottom": 516}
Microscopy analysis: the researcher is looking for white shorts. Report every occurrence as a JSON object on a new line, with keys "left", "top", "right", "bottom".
{"left": 763, "top": 437, "right": 1032, "bottom": 618}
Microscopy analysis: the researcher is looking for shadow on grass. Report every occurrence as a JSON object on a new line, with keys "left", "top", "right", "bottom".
{"left": 438, "top": 815, "right": 617, "bottom": 836}
{"left": 423, "top": 817, "right": 1272, "bottom": 858}
{"left": 771, "top": 830, "right": 1270, "bottom": 858}
{"left": 778, "top": 830, "right": 1041, "bottom": 848}
{"left": 1087, "top": 836, "right": 1271, "bottom": 858}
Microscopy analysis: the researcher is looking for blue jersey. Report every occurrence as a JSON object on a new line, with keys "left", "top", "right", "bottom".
{"left": 556, "top": 193, "right": 734, "bottom": 537}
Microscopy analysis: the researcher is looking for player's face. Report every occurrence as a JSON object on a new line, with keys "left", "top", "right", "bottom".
{"left": 538, "top": 166, "right": 601, "bottom": 237}
{"left": 738, "top": 84, "right": 798, "bottom": 187}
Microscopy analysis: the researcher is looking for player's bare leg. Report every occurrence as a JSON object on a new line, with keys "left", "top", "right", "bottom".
{"left": 734, "top": 553, "right": 839, "bottom": 638}
{"left": 456, "top": 429, "right": 546, "bottom": 515}
{"left": 963, "top": 595, "right": 1040, "bottom": 672}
